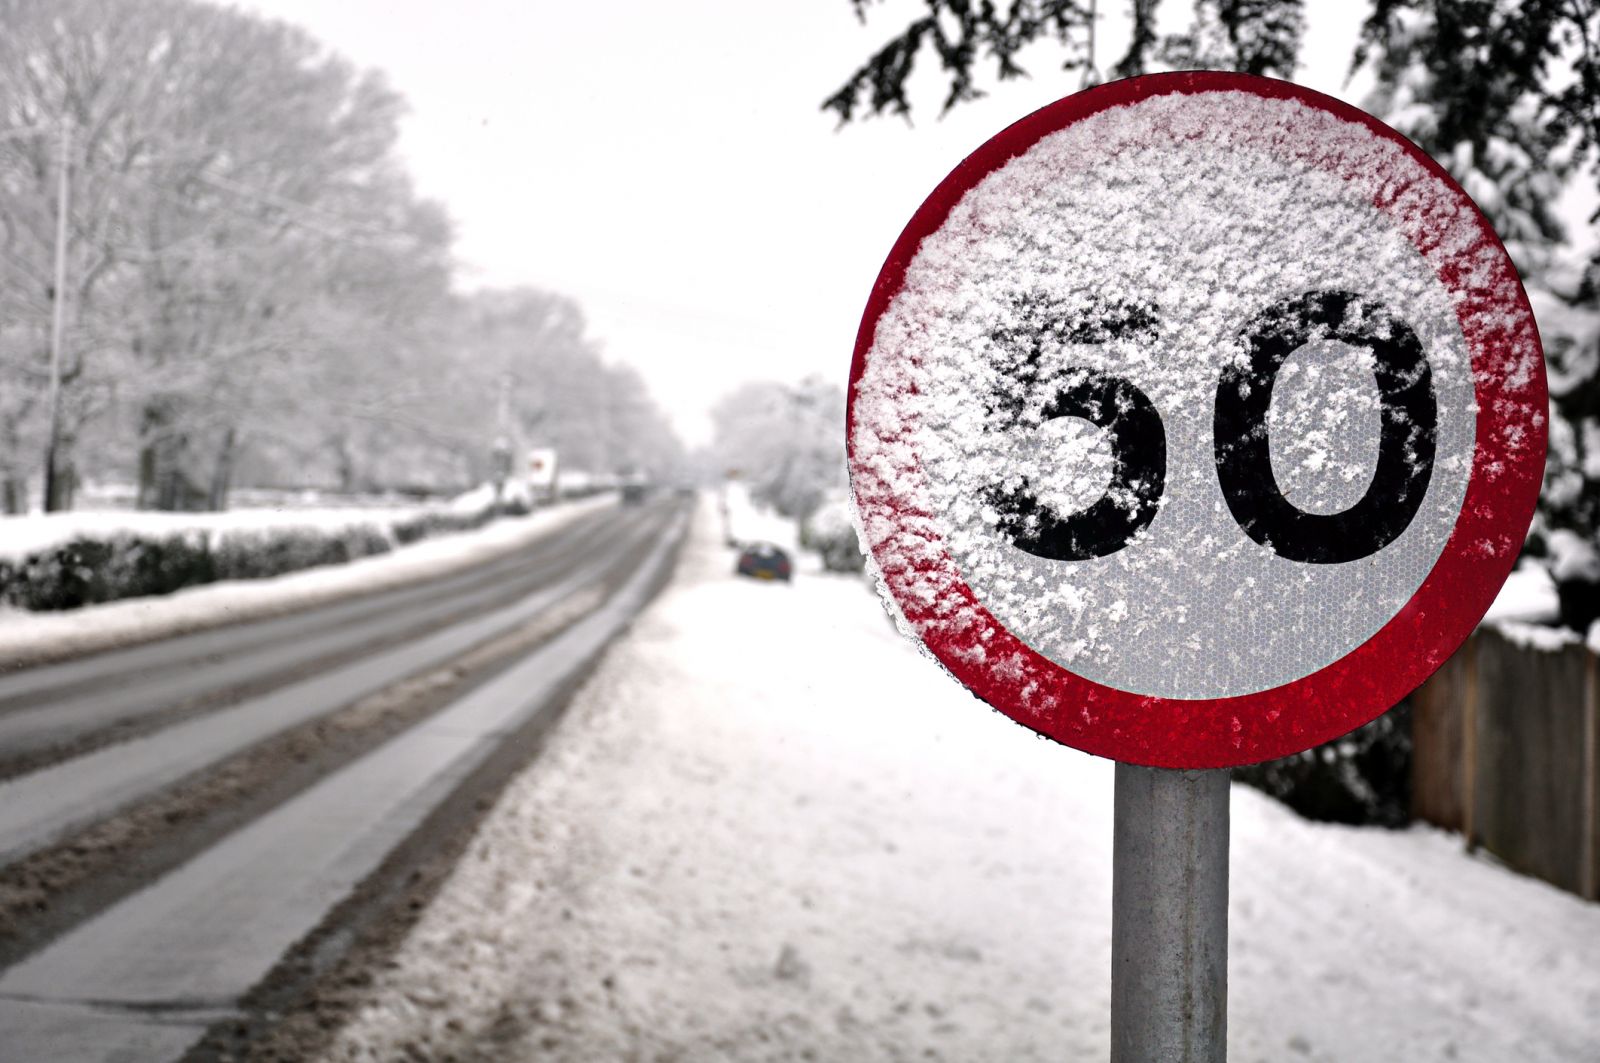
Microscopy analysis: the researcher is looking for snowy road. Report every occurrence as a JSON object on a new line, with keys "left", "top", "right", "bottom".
{"left": 0, "top": 498, "right": 629, "bottom": 757}
{"left": 0, "top": 496, "right": 689, "bottom": 1062}
{"left": 310, "top": 497, "right": 1600, "bottom": 1063}
{"left": 0, "top": 507, "right": 668, "bottom": 864}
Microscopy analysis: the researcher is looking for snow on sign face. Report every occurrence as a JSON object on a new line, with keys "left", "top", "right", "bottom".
{"left": 846, "top": 73, "right": 1547, "bottom": 769}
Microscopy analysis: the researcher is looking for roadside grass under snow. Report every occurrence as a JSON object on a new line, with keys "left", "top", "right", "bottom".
{"left": 316, "top": 497, "right": 1600, "bottom": 1063}
{"left": 0, "top": 494, "right": 616, "bottom": 670}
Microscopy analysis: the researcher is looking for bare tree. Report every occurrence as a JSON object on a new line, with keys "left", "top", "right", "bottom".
{"left": 453, "top": 289, "right": 685, "bottom": 484}
{"left": 0, "top": 0, "right": 456, "bottom": 509}
{"left": 0, "top": 0, "right": 684, "bottom": 510}
{"left": 711, "top": 376, "right": 845, "bottom": 519}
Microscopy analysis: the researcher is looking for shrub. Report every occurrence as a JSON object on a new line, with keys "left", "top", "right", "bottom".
{"left": 801, "top": 494, "right": 866, "bottom": 574}
{"left": 105, "top": 533, "right": 216, "bottom": 600}
{"left": 391, "top": 508, "right": 494, "bottom": 546}
{"left": 1232, "top": 702, "right": 1413, "bottom": 828}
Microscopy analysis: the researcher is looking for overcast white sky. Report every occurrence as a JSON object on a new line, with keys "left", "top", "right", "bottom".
{"left": 239, "top": 1, "right": 1374, "bottom": 446}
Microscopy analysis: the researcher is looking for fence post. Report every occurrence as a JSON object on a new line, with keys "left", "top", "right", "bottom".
{"left": 1583, "top": 649, "right": 1599, "bottom": 902}
{"left": 1461, "top": 636, "right": 1480, "bottom": 853}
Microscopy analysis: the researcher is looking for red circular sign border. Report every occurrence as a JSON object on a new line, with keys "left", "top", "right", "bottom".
{"left": 846, "top": 71, "right": 1547, "bottom": 769}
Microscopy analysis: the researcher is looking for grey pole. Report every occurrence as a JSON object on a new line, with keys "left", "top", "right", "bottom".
{"left": 1110, "top": 763, "right": 1230, "bottom": 1063}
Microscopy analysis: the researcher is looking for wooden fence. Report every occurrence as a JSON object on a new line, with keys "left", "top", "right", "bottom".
{"left": 1411, "top": 625, "right": 1600, "bottom": 900}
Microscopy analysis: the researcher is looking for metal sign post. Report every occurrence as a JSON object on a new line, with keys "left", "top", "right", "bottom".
{"left": 1111, "top": 766, "right": 1229, "bottom": 1063}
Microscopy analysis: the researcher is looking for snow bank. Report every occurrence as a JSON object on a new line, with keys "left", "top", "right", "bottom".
{"left": 1481, "top": 562, "right": 1561, "bottom": 625}
{"left": 443, "top": 484, "right": 504, "bottom": 516}
{"left": 0, "top": 505, "right": 432, "bottom": 567}
{"left": 0, "top": 495, "right": 616, "bottom": 670}
{"left": 1490, "top": 620, "right": 1581, "bottom": 653}
{"left": 718, "top": 479, "right": 799, "bottom": 552}
{"left": 316, "top": 498, "right": 1600, "bottom": 1063}
{"left": 1547, "top": 528, "right": 1600, "bottom": 584}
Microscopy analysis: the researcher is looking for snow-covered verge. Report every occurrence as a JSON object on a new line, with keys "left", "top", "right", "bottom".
{"left": 0, "top": 494, "right": 616, "bottom": 670}
{"left": 0, "top": 485, "right": 557, "bottom": 614}
{"left": 718, "top": 478, "right": 800, "bottom": 552}
{"left": 316, "top": 498, "right": 1600, "bottom": 1063}
{"left": 0, "top": 503, "right": 443, "bottom": 567}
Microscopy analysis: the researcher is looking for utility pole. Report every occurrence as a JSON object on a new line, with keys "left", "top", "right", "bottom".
{"left": 43, "top": 120, "right": 71, "bottom": 512}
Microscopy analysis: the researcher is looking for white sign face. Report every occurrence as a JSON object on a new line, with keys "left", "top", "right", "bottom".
{"left": 884, "top": 94, "right": 1475, "bottom": 699}
{"left": 847, "top": 74, "right": 1545, "bottom": 767}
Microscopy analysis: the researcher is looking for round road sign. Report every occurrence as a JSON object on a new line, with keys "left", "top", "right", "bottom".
{"left": 847, "top": 72, "right": 1546, "bottom": 768}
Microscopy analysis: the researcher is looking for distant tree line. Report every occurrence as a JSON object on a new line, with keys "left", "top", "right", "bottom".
{"left": 0, "top": 0, "right": 683, "bottom": 513}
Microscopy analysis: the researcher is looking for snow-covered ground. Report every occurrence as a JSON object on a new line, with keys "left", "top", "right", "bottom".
{"left": 718, "top": 478, "right": 801, "bottom": 552}
{"left": 317, "top": 497, "right": 1600, "bottom": 1063}
{"left": 0, "top": 495, "right": 616, "bottom": 669}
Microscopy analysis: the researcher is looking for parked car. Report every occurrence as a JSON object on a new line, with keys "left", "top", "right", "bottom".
{"left": 735, "top": 542, "right": 792, "bottom": 582}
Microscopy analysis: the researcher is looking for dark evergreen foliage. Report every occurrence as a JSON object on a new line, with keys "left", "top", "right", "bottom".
{"left": 1357, "top": 1, "right": 1599, "bottom": 188}
{"left": 1150, "top": 0, "right": 1304, "bottom": 77}
{"left": 1358, "top": 2, "right": 1600, "bottom": 633}
{"left": 824, "top": 0, "right": 1306, "bottom": 124}
{"left": 1355, "top": 0, "right": 1587, "bottom": 250}
{"left": 1233, "top": 703, "right": 1413, "bottom": 827}
{"left": 1538, "top": 253, "right": 1600, "bottom": 632}
{"left": 1113, "top": 0, "right": 1161, "bottom": 78}
{"left": 824, "top": 1, "right": 1098, "bottom": 124}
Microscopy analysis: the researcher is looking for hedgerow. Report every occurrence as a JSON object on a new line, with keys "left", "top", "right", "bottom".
{"left": 0, "top": 508, "right": 502, "bottom": 612}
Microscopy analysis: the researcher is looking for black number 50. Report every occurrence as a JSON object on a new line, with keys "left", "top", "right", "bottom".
{"left": 987, "top": 289, "right": 1438, "bottom": 565}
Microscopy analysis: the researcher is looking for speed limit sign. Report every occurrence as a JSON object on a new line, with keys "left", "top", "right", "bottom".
{"left": 847, "top": 72, "right": 1546, "bottom": 769}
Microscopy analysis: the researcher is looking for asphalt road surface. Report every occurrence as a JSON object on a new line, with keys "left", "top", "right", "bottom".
{"left": 0, "top": 495, "right": 689, "bottom": 1063}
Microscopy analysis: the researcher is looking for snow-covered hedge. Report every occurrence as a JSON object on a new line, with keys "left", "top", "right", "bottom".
{"left": 0, "top": 505, "right": 503, "bottom": 613}
{"left": 800, "top": 493, "right": 866, "bottom": 574}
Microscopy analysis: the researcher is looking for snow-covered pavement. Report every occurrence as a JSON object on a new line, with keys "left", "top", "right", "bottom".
{"left": 318, "top": 498, "right": 1600, "bottom": 1062}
